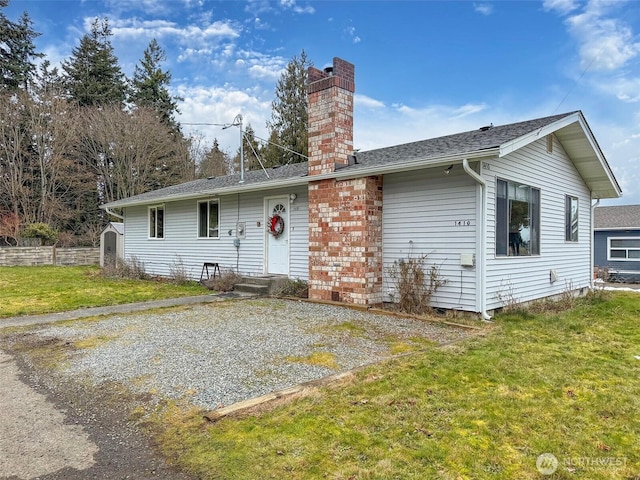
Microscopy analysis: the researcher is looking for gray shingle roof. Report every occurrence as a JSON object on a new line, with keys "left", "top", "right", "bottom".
{"left": 594, "top": 205, "right": 640, "bottom": 229}
{"left": 352, "top": 112, "right": 576, "bottom": 168}
{"left": 102, "top": 111, "right": 592, "bottom": 208}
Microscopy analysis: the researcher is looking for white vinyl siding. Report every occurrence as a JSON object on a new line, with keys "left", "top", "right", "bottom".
{"left": 484, "top": 135, "right": 592, "bottom": 310}
{"left": 123, "top": 187, "right": 309, "bottom": 280}
{"left": 383, "top": 167, "right": 478, "bottom": 312}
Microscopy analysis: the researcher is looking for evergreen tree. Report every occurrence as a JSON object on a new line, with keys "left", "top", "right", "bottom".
{"left": 264, "top": 50, "right": 311, "bottom": 166}
{"left": 197, "top": 139, "right": 230, "bottom": 178}
{"left": 130, "top": 38, "right": 182, "bottom": 128}
{"left": 62, "top": 17, "right": 127, "bottom": 107}
{"left": 0, "top": 2, "right": 42, "bottom": 91}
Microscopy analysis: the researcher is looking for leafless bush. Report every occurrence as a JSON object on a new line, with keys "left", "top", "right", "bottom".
{"left": 273, "top": 278, "right": 309, "bottom": 298}
{"left": 169, "top": 256, "right": 191, "bottom": 285}
{"left": 101, "top": 256, "right": 148, "bottom": 280}
{"left": 496, "top": 277, "right": 520, "bottom": 312}
{"left": 595, "top": 267, "right": 610, "bottom": 282}
{"left": 203, "top": 270, "right": 242, "bottom": 292}
{"left": 387, "top": 252, "right": 447, "bottom": 315}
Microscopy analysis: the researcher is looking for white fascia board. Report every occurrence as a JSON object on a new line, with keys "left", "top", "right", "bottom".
{"left": 498, "top": 112, "right": 582, "bottom": 158}
{"left": 324, "top": 149, "right": 498, "bottom": 182}
{"left": 100, "top": 176, "right": 310, "bottom": 209}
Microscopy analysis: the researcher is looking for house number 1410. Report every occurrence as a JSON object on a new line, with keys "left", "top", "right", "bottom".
{"left": 454, "top": 220, "right": 472, "bottom": 226}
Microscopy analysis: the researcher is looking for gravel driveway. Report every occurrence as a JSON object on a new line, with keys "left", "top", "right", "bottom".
{"left": 23, "top": 298, "right": 473, "bottom": 410}
{"left": 1, "top": 297, "right": 476, "bottom": 479}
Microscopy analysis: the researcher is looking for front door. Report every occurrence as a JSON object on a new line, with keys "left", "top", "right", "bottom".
{"left": 266, "top": 197, "right": 289, "bottom": 275}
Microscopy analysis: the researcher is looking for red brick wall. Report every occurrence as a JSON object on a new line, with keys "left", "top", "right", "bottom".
{"left": 307, "top": 59, "right": 354, "bottom": 176}
{"left": 307, "top": 57, "right": 384, "bottom": 305}
{"left": 308, "top": 176, "right": 383, "bottom": 304}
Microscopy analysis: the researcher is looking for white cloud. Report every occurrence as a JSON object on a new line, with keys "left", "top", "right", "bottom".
{"left": 452, "top": 103, "right": 488, "bottom": 118}
{"left": 345, "top": 26, "right": 360, "bottom": 44}
{"left": 107, "top": 17, "right": 240, "bottom": 44}
{"left": 354, "top": 102, "right": 507, "bottom": 151}
{"left": 553, "top": 1, "right": 640, "bottom": 72}
{"left": 279, "top": 0, "right": 315, "bottom": 14}
{"left": 542, "top": 0, "right": 579, "bottom": 15}
{"left": 473, "top": 3, "right": 494, "bottom": 16}
{"left": 176, "top": 84, "right": 272, "bottom": 151}
{"left": 612, "top": 77, "right": 640, "bottom": 103}
{"left": 354, "top": 94, "right": 385, "bottom": 109}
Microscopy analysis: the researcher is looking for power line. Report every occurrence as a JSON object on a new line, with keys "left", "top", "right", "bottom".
{"left": 552, "top": 47, "right": 603, "bottom": 114}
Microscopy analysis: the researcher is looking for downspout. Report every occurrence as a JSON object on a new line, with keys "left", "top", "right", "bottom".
{"left": 590, "top": 198, "right": 600, "bottom": 289}
{"left": 462, "top": 159, "right": 492, "bottom": 321}
{"left": 105, "top": 207, "right": 124, "bottom": 221}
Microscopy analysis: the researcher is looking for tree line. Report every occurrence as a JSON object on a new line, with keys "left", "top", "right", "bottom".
{"left": 0, "top": 0, "right": 310, "bottom": 246}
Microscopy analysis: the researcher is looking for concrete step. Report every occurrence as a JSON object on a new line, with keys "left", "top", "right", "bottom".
{"left": 233, "top": 283, "right": 270, "bottom": 295}
{"left": 235, "top": 275, "right": 289, "bottom": 294}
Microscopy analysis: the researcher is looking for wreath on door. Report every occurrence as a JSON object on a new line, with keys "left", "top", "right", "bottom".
{"left": 268, "top": 214, "right": 285, "bottom": 238}
{"left": 268, "top": 203, "right": 286, "bottom": 238}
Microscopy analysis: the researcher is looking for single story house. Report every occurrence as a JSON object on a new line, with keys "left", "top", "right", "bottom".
{"left": 594, "top": 205, "right": 640, "bottom": 283}
{"left": 102, "top": 57, "right": 621, "bottom": 318}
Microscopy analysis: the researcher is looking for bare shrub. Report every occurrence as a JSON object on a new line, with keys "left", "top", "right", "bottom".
{"left": 594, "top": 267, "right": 610, "bottom": 282}
{"left": 387, "top": 252, "right": 447, "bottom": 315}
{"left": 496, "top": 277, "right": 520, "bottom": 312}
{"left": 101, "top": 256, "right": 148, "bottom": 280}
{"left": 203, "top": 270, "right": 242, "bottom": 292}
{"left": 273, "top": 278, "right": 309, "bottom": 298}
{"left": 169, "top": 256, "right": 191, "bottom": 285}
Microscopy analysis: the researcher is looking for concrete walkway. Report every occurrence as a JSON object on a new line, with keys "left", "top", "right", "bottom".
{"left": 0, "top": 291, "right": 256, "bottom": 329}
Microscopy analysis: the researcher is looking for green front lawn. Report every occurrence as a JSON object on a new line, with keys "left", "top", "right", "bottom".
{"left": 0, "top": 266, "right": 207, "bottom": 318}
{"left": 152, "top": 291, "right": 640, "bottom": 479}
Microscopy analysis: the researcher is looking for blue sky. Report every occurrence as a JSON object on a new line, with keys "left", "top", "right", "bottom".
{"left": 6, "top": 0, "right": 640, "bottom": 205}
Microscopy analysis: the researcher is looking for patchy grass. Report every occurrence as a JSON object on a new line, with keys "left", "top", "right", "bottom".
{"left": 0, "top": 266, "right": 207, "bottom": 318}
{"left": 147, "top": 291, "right": 640, "bottom": 480}
{"left": 285, "top": 351, "right": 339, "bottom": 370}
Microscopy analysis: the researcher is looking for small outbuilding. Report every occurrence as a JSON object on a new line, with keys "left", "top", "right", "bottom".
{"left": 100, "top": 222, "right": 124, "bottom": 267}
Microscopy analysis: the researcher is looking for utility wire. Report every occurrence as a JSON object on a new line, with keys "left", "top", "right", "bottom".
{"left": 552, "top": 38, "right": 608, "bottom": 114}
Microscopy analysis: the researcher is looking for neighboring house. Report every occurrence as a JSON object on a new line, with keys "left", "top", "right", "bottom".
{"left": 594, "top": 205, "right": 640, "bottom": 283}
{"left": 102, "top": 57, "right": 622, "bottom": 318}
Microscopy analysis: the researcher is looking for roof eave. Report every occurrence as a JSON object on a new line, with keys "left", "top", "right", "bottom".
{"left": 101, "top": 148, "right": 500, "bottom": 209}
{"left": 100, "top": 175, "right": 311, "bottom": 209}
{"left": 499, "top": 112, "right": 622, "bottom": 199}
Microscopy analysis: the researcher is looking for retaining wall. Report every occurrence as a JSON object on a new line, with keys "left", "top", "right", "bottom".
{"left": 0, "top": 247, "right": 100, "bottom": 266}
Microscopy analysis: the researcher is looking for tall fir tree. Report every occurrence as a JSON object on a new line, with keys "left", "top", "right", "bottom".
{"left": 0, "top": 2, "right": 42, "bottom": 92}
{"left": 62, "top": 17, "right": 127, "bottom": 107}
{"left": 197, "top": 139, "right": 230, "bottom": 178}
{"left": 264, "top": 50, "right": 311, "bottom": 166}
{"left": 130, "top": 38, "right": 182, "bottom": 128}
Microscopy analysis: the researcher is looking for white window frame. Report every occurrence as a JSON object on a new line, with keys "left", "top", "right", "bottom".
{"left": 607, "top": 237, "right": 640, "bottom": 262}
{"left": 197, "top": 199, "right": 220, "bottom": 239}
{"left": 565, "top": 195, "right": 579, "bottom": 242}
{"left": 148, "top": 204, "right": 165, "bottom": 239}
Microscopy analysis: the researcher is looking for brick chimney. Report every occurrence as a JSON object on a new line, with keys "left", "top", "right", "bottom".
{"left": 307, "top": 58, "right": 355, "bottom": 175}
{"left": 307, "top": 58, "right": 383, "bottom": 305}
